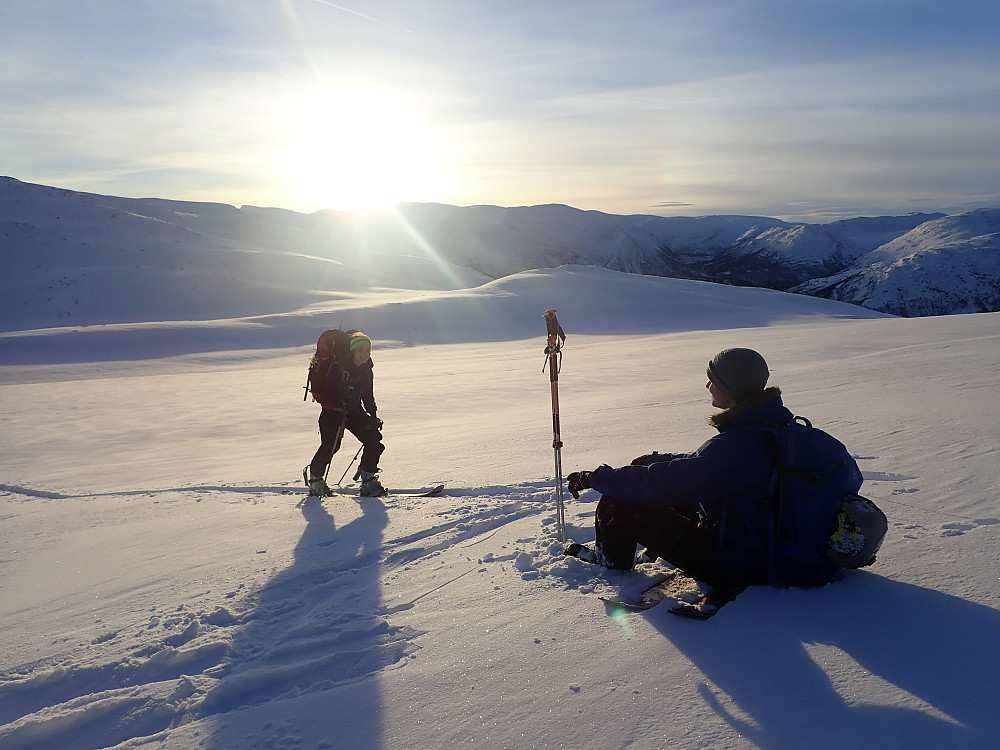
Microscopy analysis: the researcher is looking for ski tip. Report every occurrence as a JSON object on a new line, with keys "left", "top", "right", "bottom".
{"left": 385, "top": 484, "right": 445, "bottom": 498}
{"left": 668, "top": 602, "right": 720, "bottom": 620}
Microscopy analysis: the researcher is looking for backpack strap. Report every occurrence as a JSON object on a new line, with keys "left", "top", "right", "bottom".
{"left": 768, "top": 422, "right": 787, "bottom": 583}
{"left": 745, "top": 419, "right": 785, "bottom": 583}
{"left": 755, "top": 415, "right": 804, "bottom": 583}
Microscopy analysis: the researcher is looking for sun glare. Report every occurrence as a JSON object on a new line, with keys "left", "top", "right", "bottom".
{"left": 284, "top": 86, "right": 446, "bottom": 212}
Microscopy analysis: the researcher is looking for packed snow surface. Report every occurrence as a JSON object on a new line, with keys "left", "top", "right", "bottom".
{"left": 2, "top": 265, "right": 999, "bottom": 750}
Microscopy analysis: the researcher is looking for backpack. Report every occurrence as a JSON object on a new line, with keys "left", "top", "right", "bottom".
{"left": 762, "top": 416, "right": 886, "bottom": 585}
{"left": 304, "top": 329, "right": 360, "bottom": 404}
{"left": 827, "top": 493, "right": 888, "bottom": 568}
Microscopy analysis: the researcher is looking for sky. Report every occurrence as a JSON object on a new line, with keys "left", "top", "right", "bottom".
{"left": 2, "top": 0, "right": 999, "bottom": 222}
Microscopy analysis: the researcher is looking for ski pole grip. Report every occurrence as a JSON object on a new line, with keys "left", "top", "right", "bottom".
{"left": 543, "top": 309, "right": 566, "bottom": 351}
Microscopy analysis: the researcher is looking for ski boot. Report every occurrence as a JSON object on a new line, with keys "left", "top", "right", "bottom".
{"left": 563, "top": 542, "right": 599, "bottom": 564}
{"left": 358, "top": 469, "right": 387, "bottom": 497}
{"left": 303, "top": 466, "right": 332, "bottom": 497}
{"left": 635, "top": 548, "right": 659, "bottom": 565}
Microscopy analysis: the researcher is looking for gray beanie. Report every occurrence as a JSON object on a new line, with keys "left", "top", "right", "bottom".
{"left": 707, "top": 348, "right": 770, "bottom": 401}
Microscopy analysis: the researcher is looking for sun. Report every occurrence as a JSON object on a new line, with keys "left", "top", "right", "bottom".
{"left": 283, "top": 86, "right": 446, "bottom": 212}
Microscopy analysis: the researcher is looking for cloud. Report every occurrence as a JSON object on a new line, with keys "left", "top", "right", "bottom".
{"left": 2, "top": 1, "right": 998, "bottom": 219}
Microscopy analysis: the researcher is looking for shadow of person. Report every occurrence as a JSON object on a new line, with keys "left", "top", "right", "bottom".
{"left": 644, "top": 572, "right": 1000, "bottom": 750}
{"left": 201, "top": 494, "right": 407, "bottom": 750}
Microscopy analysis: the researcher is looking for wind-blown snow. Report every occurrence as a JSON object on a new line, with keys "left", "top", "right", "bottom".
{"left": 2, "top": 193, "right": 1000, "bottom": 750}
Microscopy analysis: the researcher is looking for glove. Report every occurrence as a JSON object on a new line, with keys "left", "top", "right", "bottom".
{"left": 630, "top": 452, "right": 669, "bottom": 466}
{"left": 567, "top": 471, "right": 591, "bottom": 499}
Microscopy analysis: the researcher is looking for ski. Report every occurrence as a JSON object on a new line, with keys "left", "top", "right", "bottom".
{"left": 598, "top": 569, "right": 683, "bottom": 610}
{"left": 387, "top": 484, "right": 445, "bottom": 498}
{"left": 668, "top": 584, "right": 743, "bottom": 619}
{"left": 282, "top": 482, "right": 444, "bottom": 499}
{"left": 600, "top": 570, "right": 743, "bottom": 619}
{"left": 281, "top": 486, "right": 334, "bottom": 497}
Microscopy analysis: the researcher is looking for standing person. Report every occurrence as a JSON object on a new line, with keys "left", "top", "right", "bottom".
{"left": 306, "top": 331, "right": 386, "bottom": 497}
{"left": 564, "top": 347, "right": 863, "bottom": 589}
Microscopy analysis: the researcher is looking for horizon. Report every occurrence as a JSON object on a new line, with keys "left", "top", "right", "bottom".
{"left": 2, "top": 1, "right": 999, "bottom": 223}
{"left": 1, "top": 175, "right": 980, "bottom": 224}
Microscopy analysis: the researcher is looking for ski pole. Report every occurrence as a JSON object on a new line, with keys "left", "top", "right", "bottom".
{"left": 323, "top": 411, "right": 351, "bottom": 485}
{"left": 542, "top": 309, "right": 567, "bottom": 543}
{"left": 335, "top": 443, "right": 363, "bottom": 487}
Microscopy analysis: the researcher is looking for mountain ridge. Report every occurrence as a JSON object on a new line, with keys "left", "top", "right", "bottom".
{"left": 3, "top": 176, "right": 997, "bottom": 327}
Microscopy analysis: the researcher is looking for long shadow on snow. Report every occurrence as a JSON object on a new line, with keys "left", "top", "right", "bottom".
{"left": 645, "top": 572, "right": 1000, "bottom": 749}
{"left": 202, "top": 493, "right": 413, "bottom": 749}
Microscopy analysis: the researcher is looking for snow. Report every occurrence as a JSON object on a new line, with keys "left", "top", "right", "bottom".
{"left": 793, "top": 209, "right": 1000, "bottom": 316}
{"left": 3, "top": 221, "right": 1000, "bottom": 749}
{"left": 6, "top": 177, "right": 995, "bottom": 329}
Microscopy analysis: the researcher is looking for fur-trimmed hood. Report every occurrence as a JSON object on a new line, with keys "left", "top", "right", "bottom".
{"left": 709, "top": 386, "right": 783, "bottom": 431}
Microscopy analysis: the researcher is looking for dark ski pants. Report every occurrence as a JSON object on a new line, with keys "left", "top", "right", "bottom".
{"left": 310, "top": 408, "right": 385, "bottom": 479}
{"left": 594, "top": 495, "right": 725, "bottom": 585}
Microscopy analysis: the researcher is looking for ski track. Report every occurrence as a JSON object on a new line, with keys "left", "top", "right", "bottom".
{"left": 0, "top": 481, "right": 554, "bottom": 750}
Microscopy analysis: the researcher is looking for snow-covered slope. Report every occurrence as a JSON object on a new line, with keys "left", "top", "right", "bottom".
{"left": 708, "top": 214, "right": 949, "bottom": 290}
{"left": 0, "top": 178, "right": 488, "bottom": 331}
{"left": 6, "top": 177, "right": 991, "bottom": 331}
{"left": 390, "top": 203, "right": 791, "bottom": 280}
{"left": 793, "top": 209, "right": 1000, "bottom": 316}
{"left": 1, "top": 265, "right": 998, "bottom": 750}
{"left": 0, "top": 265, "right": 889, "bottom": 366}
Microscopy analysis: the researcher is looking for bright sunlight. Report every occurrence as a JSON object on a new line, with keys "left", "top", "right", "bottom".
{"left": 283, "top": 86, "right": 447, "bottom": 212}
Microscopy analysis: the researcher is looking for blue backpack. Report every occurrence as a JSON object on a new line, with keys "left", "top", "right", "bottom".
{"left": 760, "top": 416, "right": 885, "bottom": 586}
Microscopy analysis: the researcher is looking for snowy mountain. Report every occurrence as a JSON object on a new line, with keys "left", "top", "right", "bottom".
{"left": 0, "top": 177, "right": 488, "bottom": 332}
{"left": 3, "top": 176, "right": 998, "bottom": 330}
{"left": 791, "top": 209, "right": 1000, "bottom": 316}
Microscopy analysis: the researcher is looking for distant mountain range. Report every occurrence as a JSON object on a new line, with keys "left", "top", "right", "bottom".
{"left": 2, "top": 176, "right": 999, "bottom": 329}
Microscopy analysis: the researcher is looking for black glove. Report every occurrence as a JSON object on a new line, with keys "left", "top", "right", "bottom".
{"left": 567, "top": 471, "right": 591, "bottom": 499}
{"left": 630, "top": 452, "right": 670, "bottom": 466}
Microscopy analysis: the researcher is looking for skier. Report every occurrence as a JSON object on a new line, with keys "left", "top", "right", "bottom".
{"left": 564, "top": 347, "right": 856, "bottom": 589}
{"left": 306, "top": 331, "right": 386, "bottom": 497}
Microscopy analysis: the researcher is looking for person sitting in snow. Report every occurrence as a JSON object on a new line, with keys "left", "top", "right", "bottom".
{"left": 306, "top": 332, "right": 386, "bottom": 497}
{"left": 564, "top": 347, "right": 853, "bottom": 589}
